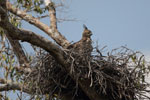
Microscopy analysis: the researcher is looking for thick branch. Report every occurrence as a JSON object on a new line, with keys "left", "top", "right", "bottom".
{"left": 0, "top": 4, "right": 108, "bottom": 100}
{"left": 0, "top": 5, "right": 64, "bottom": 72}
{"left": 6, "top": 1, "right": 70, "bottom": 48}
{"left": 0, "top": 21, "right": 107, "bottom": 100}
{"left": 5, "top": 32, "right": 29, "bottom": 67}
{"left": 0, "top": 23, "right": 65, "bottom": 66}
{"left": 0, "top": 0, "right": 29, "bottom": 67}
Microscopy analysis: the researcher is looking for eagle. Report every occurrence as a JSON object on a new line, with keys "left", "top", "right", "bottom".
{"left": 67, "top": 25, "right": 93, "bottom": 57}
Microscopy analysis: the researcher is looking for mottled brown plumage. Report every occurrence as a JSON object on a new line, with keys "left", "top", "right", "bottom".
{"left": 68, "top": 25, "right": 93, "bottom": 56}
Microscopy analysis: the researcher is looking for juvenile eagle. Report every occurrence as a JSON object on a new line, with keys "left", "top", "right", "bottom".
{"left": 68, "top": 25, "right": 93, "bottom": 57}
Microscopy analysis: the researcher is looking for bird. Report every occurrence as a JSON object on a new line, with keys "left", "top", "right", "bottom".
{"left": 67, "top": 24, "right": 93, "bottom": 57}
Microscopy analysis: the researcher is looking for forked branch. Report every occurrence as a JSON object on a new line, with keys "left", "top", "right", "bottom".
{"left": 5, "top": 32, "right": 29, "bottom": 67}
{"left": 6, "top": 1, "right": 70, "bottom": 48}
{"left": 0, "top": 0, "right": 29, "bottom": 68}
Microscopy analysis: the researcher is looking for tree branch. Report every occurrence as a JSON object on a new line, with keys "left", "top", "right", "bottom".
{"left": 0, "top": 20, "right": 65, "bottom": 66}
{"left": 0, "top": 5, "right": 64, "bottom": 70}
{"left": 5, "top": 31, "right": 29, "bottom": 67}
{"left": 0, "top": 78, "right": 11, "bottom": 84}
{"left": 0, "top": 78, "right": 30, "bottom": 93}
{"left": 6, "top": 1, "right": 70, "bottom": 48}
{"left": 44, "top": 0, "right": 57, "bottom": 29}
{"left": 0, "top": 3, "right": 108, "bottom": 100}
{"left": 0, "top": 0, "right": 29, "bottom": 67}
{"left": 14, "top": 66, "right": 32, "bottom": 74}
{"left": 46, "top": 0, "right": 57, "bottom": 29}
{"left": 0, "top": 20, "right": 107, "bottom": 100}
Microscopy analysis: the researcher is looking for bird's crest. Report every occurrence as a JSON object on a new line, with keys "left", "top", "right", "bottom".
{"left": 83, "top": 24, "right": 88, "bottom": 30}
{"left": 82, "top": 24, "right": 92, "bottom": 38}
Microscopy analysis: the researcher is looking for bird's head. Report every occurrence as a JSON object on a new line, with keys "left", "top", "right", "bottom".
{"left": 82, "top": 24, "right": 92, "bottom": 38}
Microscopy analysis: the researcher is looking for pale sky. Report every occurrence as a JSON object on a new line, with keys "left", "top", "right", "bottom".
{"left": 60, "top": 0, "right": 150, "bottom": 55}
{"left": 22, "top": 0, "right": 150, "bottom": 60}
{"left": 64, "top": 0, "right": 150, "bottom": 58}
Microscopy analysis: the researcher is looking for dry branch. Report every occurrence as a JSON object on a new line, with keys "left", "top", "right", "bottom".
{"left": 0, "top": 0, "right": 29, "bottom": 68}
{"left": 6, "top": 1, "right": 70, "bottom": 48}
{"left": 14, "top": 66, "right": 32, "bottom": 74}
{"left": 45, "top": 1, "right": 57, "bottom": 29}
{"left": 0, "top": 78, "right": 30, "bottom": 93}
{"left": 5, "top": 31, "right": 29, "bottom": 67}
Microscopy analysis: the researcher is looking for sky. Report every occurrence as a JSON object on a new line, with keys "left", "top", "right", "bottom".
{"left": 57, "top": 0, "right": 150, "bottom": 61}
{"left": 4, "top": 0, "right": 150, "bottom": 99}
{"left": 23, "top": 0, "right": 150, "bottom": 82}
{"left": 22, "top": 0, "right": 150, "bottom": 61}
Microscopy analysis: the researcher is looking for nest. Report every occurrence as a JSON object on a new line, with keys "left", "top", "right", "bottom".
{"left": 24, "top": 46, "right": 150, "bottom": 100}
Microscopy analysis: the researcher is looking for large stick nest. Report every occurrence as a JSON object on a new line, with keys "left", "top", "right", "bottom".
{"left": 24, "top": 46, "right": 150, "bottom": 100}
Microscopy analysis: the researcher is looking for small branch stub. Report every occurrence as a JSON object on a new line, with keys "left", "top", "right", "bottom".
{"left": 44, "top": 0, "right": 51, "bottom": 6}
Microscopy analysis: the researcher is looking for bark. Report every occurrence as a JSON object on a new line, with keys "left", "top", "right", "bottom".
{"left": 0, "top": 0, "right": 29, "bottom": 67}
{"left": 5, "top": 32, "right": 29, "bottom": 67}
{"left": 45, "top": 0, "right": 57, "bottom": 29}
{"left": 79, "top": 79, "right": 108, "bottom": 100}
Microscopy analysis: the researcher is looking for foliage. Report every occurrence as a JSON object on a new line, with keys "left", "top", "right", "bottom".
{"left": 16, "top": 0, "right": 45, "bottom": 14}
